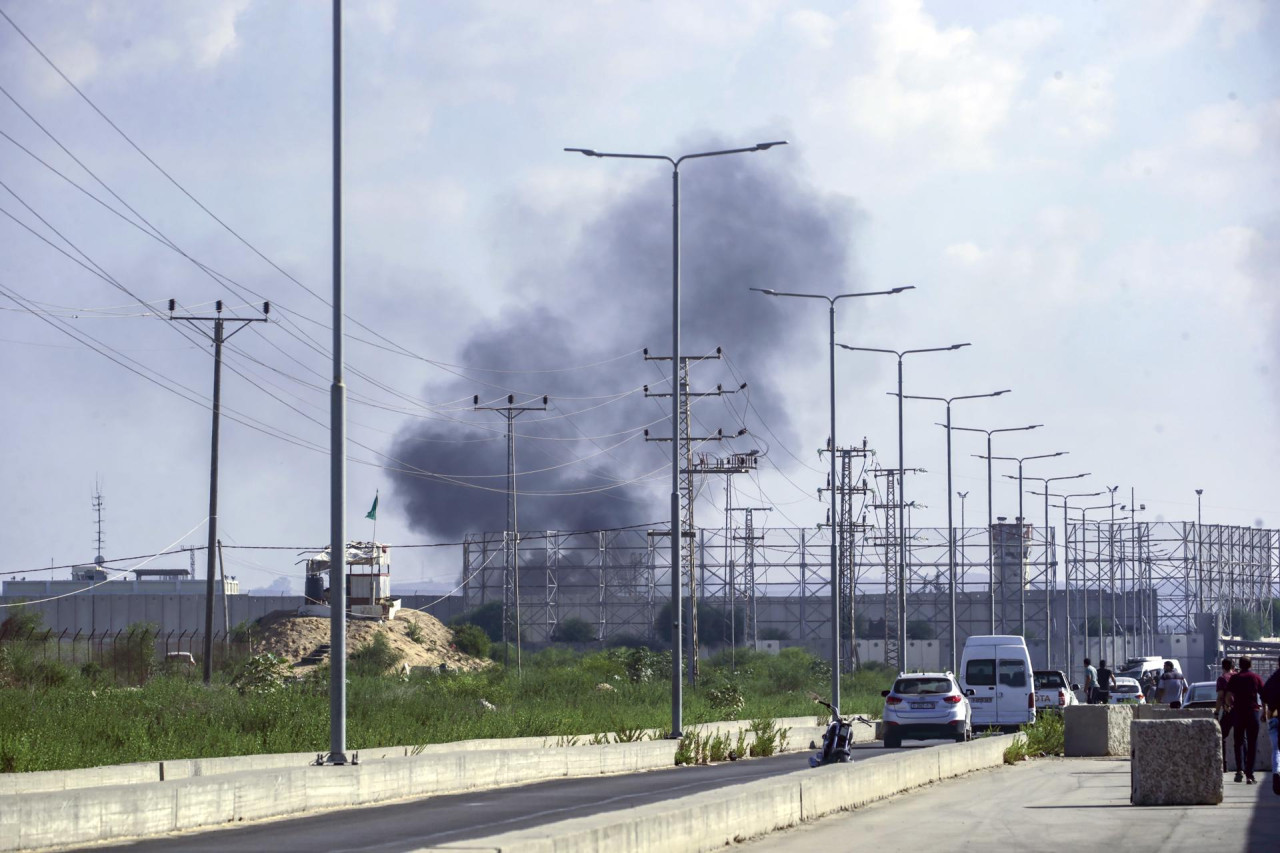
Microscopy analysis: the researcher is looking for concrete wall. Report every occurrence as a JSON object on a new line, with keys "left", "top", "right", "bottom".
{"left": 0, "top": 593, "right": 466, "bottom": 637}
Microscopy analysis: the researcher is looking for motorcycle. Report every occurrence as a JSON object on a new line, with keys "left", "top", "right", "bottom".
{"left": 808, "top": 694, "right": 857, "bottom": 767}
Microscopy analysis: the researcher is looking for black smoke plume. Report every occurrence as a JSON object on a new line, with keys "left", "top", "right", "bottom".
{"left": 390, "top": 149, "right": 863, "bottom": 540}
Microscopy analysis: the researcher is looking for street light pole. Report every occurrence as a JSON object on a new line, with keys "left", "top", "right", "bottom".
{"left": 1195, "top": 489, "right": 1204, "bottom": 614}
{"left": 752, "top": 286, "right": 912, "bottom": 708}
{"left": 903, "top": 389, "right": 1011, "bottom": 673}
{"left": 567, "top": 140, "right": 786, "bottom": 738}
{"left": 1040, "top": 490, "right": 1104, "bottom": 676}
{"left": 1012, "top": 473, "right": 1089, "bottom": 669}
{"left": 981, "top": 452, "right": 1067, "bottom": 638}
{"left": 840, "top": 342, "right": 969, "bottom": 667}
{"left": 954, "top": 424, "right": 1041, "bottom": 633}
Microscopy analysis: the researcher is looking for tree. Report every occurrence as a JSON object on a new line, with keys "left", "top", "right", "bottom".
{"left": 906, "top": 620, "right": 936, "bottom": 640}
{"left": 450, "top": 601, "right": 504, "bottom": 643}
{"left": 551, "top": 616, "right": 596, "bottom": 643}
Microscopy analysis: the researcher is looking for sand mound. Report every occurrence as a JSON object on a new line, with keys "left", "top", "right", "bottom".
{"left": 253, "top": 608, "right": 488, "bottom": 673}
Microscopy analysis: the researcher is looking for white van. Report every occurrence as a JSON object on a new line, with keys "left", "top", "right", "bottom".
{"left": 960, "top": 635, "right": 1036, "bottom": 730}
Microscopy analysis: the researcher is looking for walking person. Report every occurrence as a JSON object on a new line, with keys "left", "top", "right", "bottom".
{"left": 1083, "top": 658, "right": 1098, "bottom": 704}
{"left": 1216, "top": 657, "right": 1237, "bottom": 772}
{"left": 1095, "top": 659, "right": 1116, "bottom": 705}
{"left": 1261, "top": 658, "right": 1280, "bottom": 795}
{"left": 1227, "top": 656, "right": 1265, "bottom": 784}
{"left": 1156, "top": 660, "right": 1187, "bottom": 708}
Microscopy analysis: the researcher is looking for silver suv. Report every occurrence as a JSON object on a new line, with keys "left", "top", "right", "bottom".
{"left": 880, "top": 671, "right": 972, "bottom": 747}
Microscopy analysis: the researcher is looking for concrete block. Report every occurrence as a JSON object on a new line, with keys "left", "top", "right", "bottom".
{"left": 1064, "top": 704, "right": 1135, "bottom": 756}
{"left": 1130, "top": 719, "right": 1223, "bottom": 806}
{"left": 1134, "top": 706, "right": 1214, "bottom": 721}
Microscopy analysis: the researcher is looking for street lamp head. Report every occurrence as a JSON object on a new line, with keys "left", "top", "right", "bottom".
{"left": 754, "top": 141, "right": 789, "bottom": 150}
{"left": 890, "top": 286, "right": 915, "bottom": 294}
{"left": 949, "top": 343, "right": 972, "bottom": 351}
{"left": 564, "top": 147, "right": 600, "bottom": 157}
{"left": 749, "top": 287, "right": 778, "bottom": 296}
{"left": 1195, "top": 488, "right": 1203, "bottom": 495}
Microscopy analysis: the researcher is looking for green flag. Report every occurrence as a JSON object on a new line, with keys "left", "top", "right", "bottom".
{"left": 365, "top": 492, "right": 378, "bottom": 521}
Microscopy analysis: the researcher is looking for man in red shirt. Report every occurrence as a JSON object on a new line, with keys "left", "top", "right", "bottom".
{"left": 1227, "top": 656, "right": 1265, "bottom": 784}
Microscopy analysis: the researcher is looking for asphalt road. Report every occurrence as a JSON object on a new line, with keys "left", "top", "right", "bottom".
{"left": 81, "top": 740, "right": 952, "bottom": 852}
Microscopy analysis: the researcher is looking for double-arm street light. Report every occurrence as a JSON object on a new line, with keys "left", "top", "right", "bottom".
{"left": 565, "top": 140, "right": 786, "bottom": 738}
{"left": 951, "top": 424, "right": 1041, "bottom": 633}
{"left": 1011, "top": 472, "right": 1089, "bottom": 668}
{"left": 751, "top": 286, "right": 913, "bottom": 708}
{"left": 976, "top": 451, "right": 1067, "bottom": 636}
{"left": 839, "top": 343, "right": 969, "bottom": 665}
{"left": 1035, "top": 489, "right": 1104, "bottom": 676}
{"left": 902, "top": 389, "right": 1011, "bottom": 672}
{"left": 1058, "top": 501, "right": 1118, "bottom": 666}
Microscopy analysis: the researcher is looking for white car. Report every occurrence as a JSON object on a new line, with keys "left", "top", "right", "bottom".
{"left": 1108, "top": 676, "right": 1147, "bottom": 705}
{"left": 1033, "top": 670, "right": 1079, "bottom": 712}
{"left": 881, "top": 671, "right": 972, "bottom": 747}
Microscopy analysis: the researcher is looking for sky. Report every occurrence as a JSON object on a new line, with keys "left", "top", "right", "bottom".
{"left": 0, "top": 0, "right": 1276, "bottom": 596}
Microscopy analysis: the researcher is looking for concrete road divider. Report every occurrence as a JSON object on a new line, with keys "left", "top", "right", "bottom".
{"left": 411, "top": 734, "right": 1018, "bottom": 853}
{"left": 0, "top": 715, "right": 855, "bottom": 851}
{"left": 0, "top": 714, "right": 848, "bottom": 797}
{"left": 1064, "top": 705, "right": 1136, "bottom": 757}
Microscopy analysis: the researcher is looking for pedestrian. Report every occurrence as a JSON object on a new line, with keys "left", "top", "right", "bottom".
{"left": 1141, "top": 671, "right": 1157, "bottom": 703}
{"left": 1261, "top": 658, "right": 1280, "bottom": 796}
{"left": 1156, "top": 660, "right": 1187, "bottom": 708}
{"left": 1095, "top": 659, "right": 1116, "bottom": 705}
{"left": 1226, "top": 656, "right": 1265, "bottom": 784}
{"left": 1216, "top": 657, "right": 1236, "bottom": 773}
{"left": 1083, "top": 657, "right": 1097, "bottom": 704}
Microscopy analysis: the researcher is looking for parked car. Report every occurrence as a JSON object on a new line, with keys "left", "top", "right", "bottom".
{"left": 880, "top": 672, "right": 972, "bottom": 747}
{"left": 960, "top": 635, "right": 1036, "bottom": 730}
{"left": 1108, "top": 676, "right": 1147, "bottom": 705}
{"left": 1183, "top": 681, "right": 1219, "bottom": 711}
{"left": 1033, "top": 670, "right": 1080, "bottom": 712}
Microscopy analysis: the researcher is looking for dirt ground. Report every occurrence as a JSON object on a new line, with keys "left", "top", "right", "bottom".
{"left": 252, "top": 608, "right": 488, "bottom": 673}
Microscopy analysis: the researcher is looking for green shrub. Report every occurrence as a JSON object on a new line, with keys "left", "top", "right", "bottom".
{"left": 452, "top": 624, "right": 491, "bottom": 659}
{"left": 1020, "top": 711, "right": 1064, "bottom": 756}
{"left": 747, "top": 717, "right": 788, "bottom": 757}
{"left": 230, "top": 653, "right": 291, "bottom": 695}
{"left": 0, "top": 605, "right": 43, "bottom": 640}
{"left": 405, "top": 621, "right": 425, "bottom": 644}
{"left": 705, "top": 679, "right": 745, "bottom": 719}
{"left": 349, "top": 633, "right": 405, "bottom": 676}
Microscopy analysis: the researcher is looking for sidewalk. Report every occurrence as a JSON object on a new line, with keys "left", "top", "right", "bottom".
{"left": 740, "top": 758, "right": 1280, "bottom": 852}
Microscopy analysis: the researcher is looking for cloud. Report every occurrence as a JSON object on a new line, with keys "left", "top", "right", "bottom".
{"left": 1107, "top": 98, "right": 1280, "bottom": 203}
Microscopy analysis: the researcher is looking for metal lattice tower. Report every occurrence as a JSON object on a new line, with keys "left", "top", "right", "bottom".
{"left": 643, "top": 347, "right": 739, "bottom": 684}
{"left": 830, "top": 441, "right": 872, "bottom": 670}
{"left": 871, "top": 466, "right": 901, "bottom": 669}
{"left": 729, "top": 505, "right": 769, "bottom": 646}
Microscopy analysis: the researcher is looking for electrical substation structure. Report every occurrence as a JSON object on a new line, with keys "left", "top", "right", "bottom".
{"left": 461, "top": 515, "right": 1277, "bottom": 680}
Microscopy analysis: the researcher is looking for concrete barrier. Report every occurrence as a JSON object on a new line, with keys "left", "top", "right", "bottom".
{"left": 1130, "top": 719, "right": 1223, "bottom": 805}
{"left": 0, "top": 714, "right": 845, "bottom": 796}
{"left": 411, "top": 734, "right": 1018, "bottom": 853}
{"left": 0, "top": 715, "right": 854, "bottom": 851}
{"left": 1064, "top": 705, "right": 1136, "bottom": 756}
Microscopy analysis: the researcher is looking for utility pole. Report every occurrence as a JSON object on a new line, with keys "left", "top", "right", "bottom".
{"left": 728, "top": 505, "right": 769, "bottom": 647}
{"left": 474, "top": 393, "right": 548, "bottom": 676}
{"left": 820, "top": 440, "right": 872, "bottom": 672}
{"left": 644, "top": 347, "right": 743, "bottom": 684}
{"left": 169, "top": 298, "right": 268, "bottom": 684}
